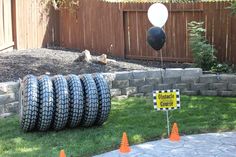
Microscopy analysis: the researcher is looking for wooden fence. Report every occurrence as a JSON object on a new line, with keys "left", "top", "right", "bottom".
{"left": 1, "top": 0, "right": 236, "bottom": 64}
{"left": 60, "top": 1, "right": 236, "bottom": 64}
{"left": 0, "top": 0, "right": 13, "bottom": 51}
{"left": 12, "top": 0, "right": 59, "bottom": 49}
{"left": 59, "top": 1, "right": 124, "bottom": 57}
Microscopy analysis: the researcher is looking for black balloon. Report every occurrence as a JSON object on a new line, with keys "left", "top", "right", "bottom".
{"left": 147, "top": 27, "right": 166, "bottom": 51}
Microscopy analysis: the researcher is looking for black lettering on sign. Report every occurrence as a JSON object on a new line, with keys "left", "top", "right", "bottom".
{"left": 158, "top": 94, "right": 174, "bottom": 99}
{"left": 160, "top": 101, "right": 173, "bottom": 107}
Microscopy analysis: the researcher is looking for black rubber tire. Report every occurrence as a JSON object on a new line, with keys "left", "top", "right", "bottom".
{"left": 37, "top": 75, "right": 54, "bottom": 131}
{"left": 20, "top": 75, "right": 39, "bottom": 131}
{"left": 52, "top": 75, "right": 69, "bottom": 130}
{"left": 80, "top": 74, "right": 99, "bottom": 127}
{"left": 93, "top": 74, "right": 111, "bottom": 126}
{"left": 66, "top": 75, "right": 84, "bottom": 128}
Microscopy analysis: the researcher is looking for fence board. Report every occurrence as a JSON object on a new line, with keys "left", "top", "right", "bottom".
{"left": 3, "top": 0, "right": 11, "bottom": 43}
{"left": 12, "top": 0, "right": 59, "bottom": 49}
{"left": 0, "top": 0, "right": 4, "bottom": 46}
{"left": 230, "top": 15, "right": 236, "bottom": 64}
{"left": 0, "top": 0, "right": 13, "bottom": 51}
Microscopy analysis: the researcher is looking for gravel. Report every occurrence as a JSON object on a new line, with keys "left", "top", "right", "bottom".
{"left": 0, "top": 48, "right": 192, "bottom": 82}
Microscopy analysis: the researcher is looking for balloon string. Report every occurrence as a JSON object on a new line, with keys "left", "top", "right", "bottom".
{"left": 160, "top": 51, "right": 164, "bottom": 84}
{"left": 160, "top": 51, "right": 164, "bottom": 68}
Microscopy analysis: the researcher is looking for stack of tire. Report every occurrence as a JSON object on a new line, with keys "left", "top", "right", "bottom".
{"left": 19, "top": 74, "right": 111, "bottom": 132}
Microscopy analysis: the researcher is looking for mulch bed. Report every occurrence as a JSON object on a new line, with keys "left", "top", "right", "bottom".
{"left": 0, "top": 48, "right": 192, "bottom": 82}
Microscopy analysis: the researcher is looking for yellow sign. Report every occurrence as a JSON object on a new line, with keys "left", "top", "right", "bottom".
{"left": 156, "top": 92, "right": 177, "bottom": 109}
{"left": 153, "top": 89, "right": 180, "bottom": 111}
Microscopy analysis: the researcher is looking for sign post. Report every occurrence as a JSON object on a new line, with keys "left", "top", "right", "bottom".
{"left": 153, "top": 89, "right": 180, "bottom": 136}
{"left": 166, "top": 110, "right": 170, "bottom": 136}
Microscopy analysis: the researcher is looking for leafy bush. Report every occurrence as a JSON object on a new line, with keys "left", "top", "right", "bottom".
{"left": 211, "top": 63, "right": 233, "bottom": 73}
{"left": 41, "top": 0, "right": 79, "bottom": 10}
{"left": 188, "top": 21, "right": 217, "bottom": 71}
{"left": 228, "top": 1, "right": 236, "bottom": 15}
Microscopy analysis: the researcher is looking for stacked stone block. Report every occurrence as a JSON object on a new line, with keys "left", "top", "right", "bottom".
{"left": 1, "top": 68, "right": 236, "bottom": 115}
{"left": 0, "top": 82, "right": 20, "bottom": 114}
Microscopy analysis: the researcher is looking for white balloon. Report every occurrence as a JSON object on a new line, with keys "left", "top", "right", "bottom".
{"left": 148, "top": 3, "right": 168, "bottom": 28}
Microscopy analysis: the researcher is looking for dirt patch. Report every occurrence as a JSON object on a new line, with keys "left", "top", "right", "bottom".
{"left": 0, "top": 48, "right": 192, "bottom": 82}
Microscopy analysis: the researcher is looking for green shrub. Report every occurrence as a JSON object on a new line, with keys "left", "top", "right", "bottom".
{"left": 228, "top": 1, "right": 236, "bottom": 15}
{"left": 188, "top": 21, "right": 217, "bottom": 71}
{"left": 41, "top": 0, "right": 79, "bottom": 10}
{"left": 211, "top": 63, "right": 233, "bottom": 73}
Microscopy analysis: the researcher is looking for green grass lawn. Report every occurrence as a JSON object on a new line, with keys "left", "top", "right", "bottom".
{"left": 0, "top": 96, "right": 236, "bottom": 157}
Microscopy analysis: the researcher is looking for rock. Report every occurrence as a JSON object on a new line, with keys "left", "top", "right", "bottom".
{"left": 121, "top": 87, "right": 137, "bottom": 96}
{"left": 139, "top": 85, "right": 153, "bottom": 93}
{"left": 112, "top": 80, "right": 129, "bottom": 88}
{"left": 182, "top": 90, "right": 198, "bottom": 96}
{"left": 74, "top": 50, "right": 91, "bottom": 62}
{"left": 200, "top": 90, "right": 218, "bottom": 96}
{"left": 130, "top": 79, "right": 146, "bottom": 87}
{"left": 132, "top": 70, "right": 147, "bottom": 79}
{"left": 96, "top": 54, "right": 107, "bottom": 65}
{"left": 110, "top": 89, "right": 122, "bottom": 97}
{"left": 131, "top": 93, "right": 144, "bottom": 97}
{"left": 115, "top": 71, "right": 132, "bottom": 80}
{"left": 114, "top": 95, "right": 128, "bottom": 100}
{"left": 0, "top": 113, "right": 13, "bottom": 118}
{"left": 75, "top": 50, "right": 108, "bottom": 65}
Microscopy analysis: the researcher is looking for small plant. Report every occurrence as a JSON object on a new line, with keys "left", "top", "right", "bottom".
{"left": 41, "top": 0, "right": 79, "bottom": 11}
{"left": 211, "top": 63, "right": 232, "bottom": 73}
{"left": 228, "top": 1, "right": 236, "bottom": 15}
{"left": 188, "top": 21, "right": 217, "bottom": 71}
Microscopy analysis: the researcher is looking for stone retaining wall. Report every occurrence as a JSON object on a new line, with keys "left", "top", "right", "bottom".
{"left": 0, "top": 82, "right": 20, "bottom": 114}
{"left": 103, "top": 68, "right": 236, "bottom": 98}
{"left": 1, "top": 68, "right": 236, "bottom": 115}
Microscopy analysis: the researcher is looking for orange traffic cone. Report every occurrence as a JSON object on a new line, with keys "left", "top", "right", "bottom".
{"left": 119, "top": 132, "right": 131, "bottom": 153}
{"left": 59, "top": 149, "right": 66, "bottom": 157}
{"left": 169, "top": 123, "right": 180, "bottom": 141}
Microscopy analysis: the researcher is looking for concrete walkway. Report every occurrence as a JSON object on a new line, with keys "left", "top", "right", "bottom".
{"left": 94, "top": 132, "right": 236, "bottom": 157}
